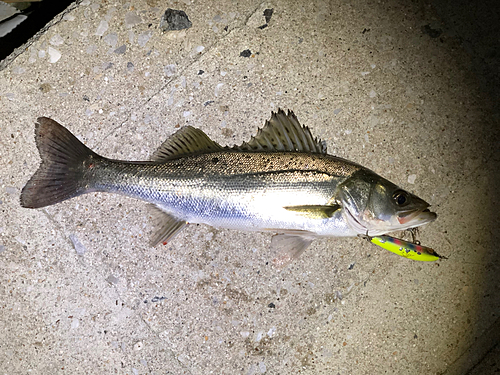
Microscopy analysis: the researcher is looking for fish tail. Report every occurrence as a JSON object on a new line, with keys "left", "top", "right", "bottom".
{"left": 20, "top": 117, "right": 100, "bottom": 208}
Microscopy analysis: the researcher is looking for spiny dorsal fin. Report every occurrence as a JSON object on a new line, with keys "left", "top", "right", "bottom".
{"left": 151, "top": 126, "right": 222, "bottom": 162}
{"left": 233, "top": 109, "right": 327, "bottom": 154}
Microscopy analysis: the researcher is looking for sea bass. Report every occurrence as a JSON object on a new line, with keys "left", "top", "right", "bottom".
{"left": 20, "top": 110, "right": 436, "bottom": 264}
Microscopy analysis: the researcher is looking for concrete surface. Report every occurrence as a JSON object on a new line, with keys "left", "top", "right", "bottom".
{"left": 1, "top": 0, "right": 499, "bottom": 374}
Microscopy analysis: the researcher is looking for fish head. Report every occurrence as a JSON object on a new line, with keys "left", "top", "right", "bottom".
{"left": 338, "top": 169, "right": 437, "bottom": 235}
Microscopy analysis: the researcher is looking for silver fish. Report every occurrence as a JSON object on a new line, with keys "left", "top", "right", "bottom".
{"left": 20, "top": 110, "right": 436, "bottom": 265}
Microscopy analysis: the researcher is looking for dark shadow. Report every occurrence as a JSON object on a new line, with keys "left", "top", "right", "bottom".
{"left": 0, "top": 0, "right": 76, "bottom": 63}
{"left": 428, "top": 0, "right": 500, "bottom": 373}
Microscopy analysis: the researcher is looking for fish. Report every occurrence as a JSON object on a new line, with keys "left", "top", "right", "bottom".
{"left": 20, "top": 109, "right": 437, "bottom": 265}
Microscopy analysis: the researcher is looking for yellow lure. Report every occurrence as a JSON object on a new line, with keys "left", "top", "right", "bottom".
{"left": 366, "top": 235, "right": 445, "bottom": 261}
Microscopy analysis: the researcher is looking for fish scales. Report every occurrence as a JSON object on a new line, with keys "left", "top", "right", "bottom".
{"left": 86, "top": 152, "right": 362, "bottom": 235}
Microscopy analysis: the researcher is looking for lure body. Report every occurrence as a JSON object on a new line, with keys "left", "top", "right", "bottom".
{"left": 368, "top": 235, "right": 444, "bottom": 261}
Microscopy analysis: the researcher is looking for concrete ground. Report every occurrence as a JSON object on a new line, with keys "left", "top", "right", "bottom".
{"left": 1, "top": 0, "right": 499, "bottom": 374}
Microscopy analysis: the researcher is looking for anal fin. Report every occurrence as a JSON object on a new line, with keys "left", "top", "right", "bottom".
{"left": 148, "top": 204, "right": 187, "bottom": 246}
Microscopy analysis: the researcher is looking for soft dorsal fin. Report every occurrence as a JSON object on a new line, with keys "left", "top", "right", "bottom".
{"left": 233, "top": 109, "right": 327, "bottom": 154}
{"left": 151, "top": 126, "right": 222, "bottom": 162}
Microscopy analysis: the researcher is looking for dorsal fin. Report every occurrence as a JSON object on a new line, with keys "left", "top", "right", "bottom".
{"left": 233, "top": 109, "right": 327, "bottom": 154}
{"left": 151, "top": 126, "right": 222, "bottom": 162}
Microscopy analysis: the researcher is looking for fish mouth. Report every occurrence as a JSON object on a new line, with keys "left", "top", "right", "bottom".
{"left": 344, "top": 206, "right": 437, "bottom": 236}
{"left": 397, "top": 208, "right": 437, "bottom": 227}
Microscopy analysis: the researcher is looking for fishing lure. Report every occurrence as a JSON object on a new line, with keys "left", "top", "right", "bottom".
{"left": 362, "top": 235, "right": 445, "bottom": 261}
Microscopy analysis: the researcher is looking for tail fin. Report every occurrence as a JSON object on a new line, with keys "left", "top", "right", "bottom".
{"left": 20, "top": 117, "right": 100, "bottom": 208}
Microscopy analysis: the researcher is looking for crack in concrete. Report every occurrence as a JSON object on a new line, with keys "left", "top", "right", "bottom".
{"left": 136, "top": 310, "right": 194, "bottom": 374}
{"left": 94, "top": 3, "right": 268, "bottom": 150}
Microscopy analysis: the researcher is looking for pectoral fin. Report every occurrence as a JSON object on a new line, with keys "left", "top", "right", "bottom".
{"left": 284, "top": 204, "right": 341, "bottom": 219}
{"left": 148, "top": 204, "right": 187, "bottom": 246}
{"left": 271, "top": 232, "right": 315, "bottom": 269}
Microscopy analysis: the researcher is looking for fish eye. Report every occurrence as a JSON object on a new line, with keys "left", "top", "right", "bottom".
{"left": 393, "top": 190, "right": 408, "bottom": 206}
